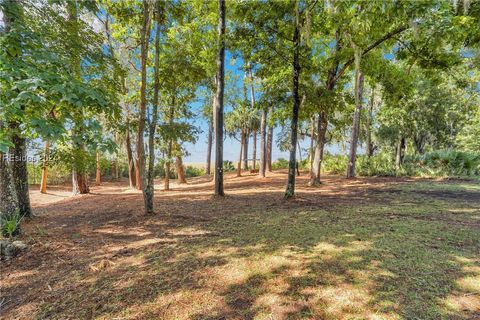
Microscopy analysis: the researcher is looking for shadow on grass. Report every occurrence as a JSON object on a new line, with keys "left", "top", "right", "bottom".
{"left": 2, "top": 177, "right": 479, "bottom": 319}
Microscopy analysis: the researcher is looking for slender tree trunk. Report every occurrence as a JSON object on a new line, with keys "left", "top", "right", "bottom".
{"left": 346, "top": 71, "right": 364, "bottom": 178}
{"left": 214, "top": 0, "right": 226, "bottom": 196}
{"left": 165, "top": 101, "right": 174, "bottom": 191}
{"left": 112, "top": 159, "right": 118, "bottom": 181}
{"left": 135, "top": 0, "right": 151, "bottom": 192}
{"left": 206, "top": 120, "right": 213, "bottom": 175}
{"left": 266, "top": 111, "right": 273, "bottom": 172}
{"left": 259, "top": 110, "right": 267, "bottom": 177}
{"left": 176, "top": 156, "right": 187, "bottom": 184}
{"left": 366, "top": 86, "right": 375, "bottom": 158}
{"left": 126, "top": 127, "right": 136, "bottom": 188}
{"left": 144, "top": 3, "right": 161, "bottom": 214}
{"left": 40, "top": 141, "right": 49, "bottom": 194}
{"left": 95, "top": 151, "right": 101, "bottom": 186}
{"left": 165, "top": 138, "right": 173, "bottom": 191}
{"left": 395, "top": 137, "right": 406, "bottom": 171}
{"left": 237, "top": 129, "right": 245, "bottom": 177}
{"left": 309, "top": 111, "right": 327, "bottom": 186}
{"left": 164, "top": 161, "right": 171, "bottom": 190}
{"left": 243, "top": 129, "right": 249, "bottom": 170}
{"left": 285, "top": 1, "right": 301, "bottom": 199}
{"left": 309, "top": 116, "right": 315, "bottom": 173}
{"left": 252, "top": 130, "right": 257, "bottom": 169}
{"left": 67, "top": 1, "right": 89, "bottom": 195}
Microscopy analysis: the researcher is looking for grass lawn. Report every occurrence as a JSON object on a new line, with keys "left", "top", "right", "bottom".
{"left": 1, "top": 172, "right": 479, "bottom": 319}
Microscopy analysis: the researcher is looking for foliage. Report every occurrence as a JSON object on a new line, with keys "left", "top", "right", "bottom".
{"left": 1, "top": 210, "right": 22, "bottom": 238}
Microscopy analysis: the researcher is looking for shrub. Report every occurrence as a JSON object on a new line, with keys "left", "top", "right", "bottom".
{"left": 1, "top": 211, "right": 22, "bottom": 238}
{"left": 223, "top": 160, "right": 235, "bottom": 172}
{"left": 185, "top": 166, "right": 204, "bottom": 178}
{"left": 322, "top": 155, "right": 347, "bottom": 174}
{"left": 272, "top": 158, "right": 289, "bottom": 170}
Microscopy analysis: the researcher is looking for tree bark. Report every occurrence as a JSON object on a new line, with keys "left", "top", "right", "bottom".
{"left": 40, "top": 141, "right": 49, "bottom": 194}
{"left": 259, "top": 110, "right": 267, "bottom": 177}
{"left": 285, "top": 1, "right": 301, "bottom": 199}
{"left": 309, "top": 115, "right": 315, "bottom": 173}
{"left": 366, "top": 86, "right": 375, "bottom": 158}
{"left": 346, "top": 71, "right": 364, "bottom": 178}
{"left": 395, "top": 137, "right": 406, "bottom": 171}
{"left": 206, "top": 120, "right": 213, "bottom": 175}
{"left": 252, "top": 130, "right": 257, "bottom": 169}
{"left": 214, "top": 0, "right": 226, "bottom": 196}
{"left": 8, "top": 121, "right": 32, "bottom": 217}
{"left": 266, "top": 111, "right": 273, "bottom": 172}
{"left": 125, "top": 127, "right": 136, "bottom": 188}
{"left": 165, "top": 101, "right": 174, "bottom": 191}
{"left": 175, "top": 156, "right": 187, "bottom": 184}
{"left": 135, "top": 0, "right": 151, "bottom": 192}
{"left": 144, "top": 2, "right": 161, "bottom": 214}
{"left": 237, "top": 129, "right": 245, "bottom": 177}
{"left": 95, "top": 151, "right": 101, "bottom": 186}
{"left": 243, "top": 129, "right": 249, "bottom": 170}
{"left": 309, "top": 111, "right": 327, "bottom": 186}
{"left": 0, "top": 120, "right": 20, "bottom": 235}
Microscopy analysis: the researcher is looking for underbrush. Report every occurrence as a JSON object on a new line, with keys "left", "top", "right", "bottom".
{"left": 321, "top": 150, "right": 480, "bottom": 178}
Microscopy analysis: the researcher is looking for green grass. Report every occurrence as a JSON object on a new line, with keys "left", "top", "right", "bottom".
{"left": 30, "top": 181, "right": 480, "bottom": 320}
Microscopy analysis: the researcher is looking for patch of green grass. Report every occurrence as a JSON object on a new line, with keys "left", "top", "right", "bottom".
{"left": 33, "top": 180, "right": 479, "bottom": 320}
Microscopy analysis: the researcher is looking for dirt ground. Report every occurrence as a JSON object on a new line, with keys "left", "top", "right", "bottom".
{"left": 1, "top": 171, "right": 479, "bottom": 319}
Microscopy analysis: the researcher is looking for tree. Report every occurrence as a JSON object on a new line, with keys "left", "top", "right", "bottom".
{"left": 214, "top": 0, "right": 226, "bottom": 197}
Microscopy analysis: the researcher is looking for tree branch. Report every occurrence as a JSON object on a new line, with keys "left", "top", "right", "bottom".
{"left": 333, "top": 25, "right": 409, "bottom": 84}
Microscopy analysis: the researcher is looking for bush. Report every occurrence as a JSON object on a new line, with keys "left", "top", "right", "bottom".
{"left": 272, "top": 158, "right": 289, "bottom": 170}
{"left": 223, "top": 160, "right": 235, "bottom": 172}
{"left": 1, "top": 211, "right": 22, "bottom": 238}
{"left": 185, "top": 166, "right": 204, "bottom": 178}
{"left": 322, "top": 154, "right": 347, "bottom": 174}
{"left": 323, "top": 150, "right": 480, "bottom": 178}
{"left": 357, "top": 153, "right": 397, "bottom": 177}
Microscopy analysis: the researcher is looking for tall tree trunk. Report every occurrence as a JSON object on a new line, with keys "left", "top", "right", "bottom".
{"left": 309, "top": 115, "right": 315, "bottom": 173}
{"left": 144, "top": 2, "right": 161, "bottom": 214}
{"left": 259, "top": 110, "right": 267, "bottom": 177}
{"left": 0, "top": 120, "right": 20, "bottom": 235}
{"left": 125, "top": 127, "right": 136, "bottom": 188}
{"left": 206, "top": 120, "right": 213, "bottom": 175}
{"left": 285, "top": 0, "right": 301, "bottom": 199}
{"left": 175, "top": 155, "right": 187, "bottom": 184}
{"left": 112, "top": 159, "right": 118, "bottom": 181}
{"left": 366, "top": 86, "right": 375, "bottom": 158}
{"left": 346, "top": 71, "right": 364, "bottom": 178}
{"left": 266, "top": 111, "right": 273, "bottom": 172}
{"left": 395, "top": 137, "right": 406, "bottom": 171}
{"left": 135, "top": 0, "right": 151, "bottom": 192}
{"left": 3, "top": 1, "right": 31, "bottom": 217}
{"left": 252, "top": 130, "right": 257, "bottom": 169}
{"left": 67, "top": 1, "right": 89, "bottom": 195}
{"left": 237, "top": 129, "right": 245, "bottom": 177}
{"left": 164, "top": 160, "right": 171, "bottom": 190}
{"left": 165, "top": 101, "right": 174, "bottom": 191}
{"left": 214, "top": 0, "right": 226, "bottom": 196}
{"left": 40, "top": 141, "right": 49, "bottom": 194}
{"left": 310, "top": 28, "right": 340, "bottom": 184}
{"left": 309, "top": 111, "right": 327, "bottom": 186}
{"left": 9, "top": 121, "right": 32, "bottom": 217}
{"left": 95, "top": 151, "right": 101, "bottom": 186}
{"left": 243, "top": 129, "right": 249, "bottom": 170}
